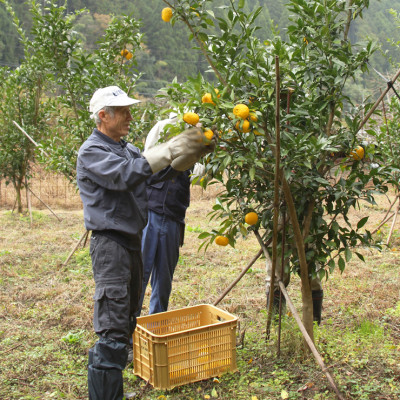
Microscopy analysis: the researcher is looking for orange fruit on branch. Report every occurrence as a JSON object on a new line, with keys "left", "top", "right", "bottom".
{"left": 120, "top": 49, "right": 133, "bottom": 60}
{"left": 235, "top": 119, "right": 251, "bottom": 133}
{"left": 183, "top": 112, "right": 200, "bottom": 126}
{"left": 350, "top": 145, "right": 364, "bottom": 161}
{"left": 202, "top": 93, "right": 215, "bottom": 105}
{"left": 215, "top": 235, "right": 229, "bottom": 246}
{"left": 249, "top": 112, "right": 258, "bottom": 122}
{"left": 162, "top": 7, "right": 173, "bottom": 22}
{"left": 233, "top": 103, "right": 250, "bottom": 119}
{"left": 204, "top": 129, "right": 214, "bottom": 141}
{"left": 245, "top": 212, "right": 258, "bottom": 225}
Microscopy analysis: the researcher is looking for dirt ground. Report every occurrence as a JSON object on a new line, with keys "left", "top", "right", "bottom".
{"left": 0, "top": 184, "right": 399, "bottom": 399}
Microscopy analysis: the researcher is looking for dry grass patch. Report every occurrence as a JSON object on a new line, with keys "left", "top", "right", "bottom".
{"left": 0, "top": 189, "right": 399, "bottom": 399}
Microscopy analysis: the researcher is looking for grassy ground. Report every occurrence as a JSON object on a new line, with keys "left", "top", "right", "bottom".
{"left": 0, "top": 186, "right": 399, "bottom": 400}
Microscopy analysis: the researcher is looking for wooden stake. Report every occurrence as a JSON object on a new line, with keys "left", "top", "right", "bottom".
{"left": 25, "top": 176, "right": 33, "bottom": 227}
{"left": 28, "top": 187, "right": 61, "bottom": 222}
{"left": 13, "top": 121, "right": 50, "bottom": 157}
{"left": 371, "top": 194, "right": 399, "bottom": 235}
{"left": 357, "top": 67, "right": 400, "bottom": 133}
{"left": 278, "top": 281, "right": 345, "bottom": 400}
{"left": 386, "top": 201, "right": 400, "bottom": 245}
{"left": 213, "top": 248, "right": 264, "bottom": 306}
{"left": 63, "top": 230, "right": 89, "bottom": 267}
{"left": 267, "top": 55, "right": 282, "bottom": 340}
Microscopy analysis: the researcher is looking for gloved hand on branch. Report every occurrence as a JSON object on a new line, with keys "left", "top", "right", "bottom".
{"left": 143, "top": 127, "right": 217, "bottom": 173}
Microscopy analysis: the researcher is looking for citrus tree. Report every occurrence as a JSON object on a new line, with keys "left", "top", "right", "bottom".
{"left": 0, "top": 0, "right": 157, "bottom": 201}
{"left": 0, "top": 0, "right": 55, "bottom": 212}
{"left": 158, "top": 0, "right": 390, "bottom": 341}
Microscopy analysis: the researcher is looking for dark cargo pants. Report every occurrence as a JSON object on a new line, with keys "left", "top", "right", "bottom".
{"left": 88, "top": 234, "right": 143, "bottom": 400}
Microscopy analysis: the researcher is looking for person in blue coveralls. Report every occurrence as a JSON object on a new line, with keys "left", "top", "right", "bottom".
{"left": 136, "top": 113, "right": 206, "bottom": 317}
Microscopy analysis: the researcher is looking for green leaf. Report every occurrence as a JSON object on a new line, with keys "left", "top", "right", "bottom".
{"left": 338, "top": 256, "right": 345, "bottom": 273}
{"left": 345, "top": 247, "right": 352, "bottom": 262}
{"left": 198, "top": 232, "right": 211, "bottom": 239}
{"left": 238, "top": 0, "right": 245, "bottom": 9}
{"left": 357, "top": 216, "right": 369, "bottom": 230}
{"left": 249, "top": 166, "right": 255, "bottom": 181}
{"left": 206, "top": 10, "right": 215, "bottom": 19}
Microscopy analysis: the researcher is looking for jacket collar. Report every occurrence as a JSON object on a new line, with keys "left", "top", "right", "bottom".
{"left": 93, "top": 128, "right": 128, "bottom": 148}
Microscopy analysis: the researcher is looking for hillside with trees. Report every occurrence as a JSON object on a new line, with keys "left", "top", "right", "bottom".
{"left": 1, "top": 0, "right": 400, "bottom": 98}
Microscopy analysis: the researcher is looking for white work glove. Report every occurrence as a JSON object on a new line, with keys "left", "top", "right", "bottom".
{"left": 143, "top": 127, "right": 215, "bottom": 173}
{"left": 171, "top": 129, "right": 217, "bottom": 171}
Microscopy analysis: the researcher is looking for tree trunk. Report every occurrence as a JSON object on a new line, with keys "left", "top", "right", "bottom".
{"left": 281, "top": 177, "right": 314, "bottom": 344}
{"left": 12, "top": 179, "right": 23, "bottom": 213}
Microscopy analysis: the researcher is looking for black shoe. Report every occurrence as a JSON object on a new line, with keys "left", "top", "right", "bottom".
{"left": 312, "top": 290, "right": 323, "bottom": 325}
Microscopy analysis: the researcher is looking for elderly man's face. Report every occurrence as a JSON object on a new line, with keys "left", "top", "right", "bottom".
{"left": 100, "top": 106, "right": 133, "bottom": 141}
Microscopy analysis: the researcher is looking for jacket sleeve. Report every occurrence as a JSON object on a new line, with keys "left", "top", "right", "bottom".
{"left": 78, "top": 144, "right": 153, "bottom": 191}
{"left": 147, "top": 165, "right": 180, "bottom": 185}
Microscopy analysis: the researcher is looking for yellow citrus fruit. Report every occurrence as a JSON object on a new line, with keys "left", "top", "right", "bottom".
{"left": 202, "top": 93, "right": 215, "bottom": 105}
{"left": 235, "top": 119, "right": 251, "bottom": 133}
{"left": 215, "top": 235, "right": 229, "bottom": 246}
{"left": 162, "top": 7, "right": 173, "bottom": 22}
{"left": 233, "top": 103, "right": 250, "bottom": 119}
{"left": 244, "top": 211, "right": 258, "bottom": 225}
{"left": 124, "top": 51, "right": 133, "bottom": 60}
{"left": 183, "top": 112, "right": 200, "bottom": 126}
{"left": 245, "top": 211, "right": 258, "bottom": 225}
{"left": 350, "top": 145, "right": 364, "bottom": 161}
{"left": 204, "top": 129, "right": 214, "bottom": 141}
{"left": 214, "top": 88, "right": 221, "bottom": 98}
{"left": 121, "top": 49, "right": 130, "bottom": 57}
{"left": 249, "top": 112, "right": 258, "bottom": 122}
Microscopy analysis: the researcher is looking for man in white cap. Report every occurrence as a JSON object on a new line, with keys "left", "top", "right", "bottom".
{"left": 76, "top": 86, "right": 215, "bottom": 400}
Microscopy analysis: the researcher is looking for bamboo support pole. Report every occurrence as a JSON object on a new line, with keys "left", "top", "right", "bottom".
{"left": 63, "top": 230, "right": 89, "bottom": 267}
{"left": 386, "top": 201, "right": 400, "bottom": 245}
{"left": 266, "top": 55, "right": 282, "bottom": 340}
{"left": 277, "top": 211, "right": 287, "bottom": 357}
{"left": 25, "top": 176, "right": 33, "bottom": 227}
{"left": 213, "top": 248, "right": 263, "bottom": 306}
{"left": 13, "top": 121, "right": 50, "bottom": 157}
{"left": 278, "top": 281, "right": 345, "bottom": 400}
{"left": 357, "top": 67, "right": 400, "bottom": 133}
{"left": 371, "top": 194, "right": 399, "bottom": 235}
{"left": 13, "top": 121, "right": 73, "bottom": 181}
{"left": 27, "top": 187, "right": 62, "bottom": 222}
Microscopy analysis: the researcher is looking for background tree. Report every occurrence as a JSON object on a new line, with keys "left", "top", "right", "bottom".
{"left": 0, "top": 0, "right": 157, "bottom": 209}
{"left": 2, "top": 0, "right": 400, "bottom": 100}
{"left": 0, "top": 0, "right": 54, "bottom": 213}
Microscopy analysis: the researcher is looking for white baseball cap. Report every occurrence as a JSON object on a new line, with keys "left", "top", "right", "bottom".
{"left": 89, "top": 86, "right": 141, "bottom": 115}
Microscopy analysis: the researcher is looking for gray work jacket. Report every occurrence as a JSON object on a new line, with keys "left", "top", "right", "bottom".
{"left": 76, "top": 129, "right": 176, "bottom": 238}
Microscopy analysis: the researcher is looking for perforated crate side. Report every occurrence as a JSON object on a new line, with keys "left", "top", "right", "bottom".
{"left": 133, "top": 304, "right": 237, "bottom": 389}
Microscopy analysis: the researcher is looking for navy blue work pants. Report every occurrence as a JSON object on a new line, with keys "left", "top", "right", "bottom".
{"left": 88, "top": 234, "right": 142, "bottom": 400}
{"left": 137, "top": 210, "right": 181, "bottom": 316}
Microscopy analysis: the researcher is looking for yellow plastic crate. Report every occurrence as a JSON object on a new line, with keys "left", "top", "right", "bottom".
{"left": 133, "top": 304, "right": 238, "bottom": 389}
